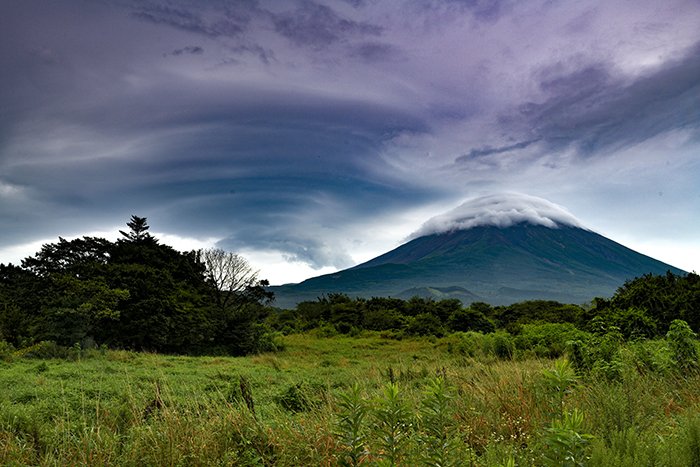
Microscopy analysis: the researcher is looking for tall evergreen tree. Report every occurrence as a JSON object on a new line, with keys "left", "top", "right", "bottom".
{"left": 119, "top": 215, "right": 155, "bottom": 243}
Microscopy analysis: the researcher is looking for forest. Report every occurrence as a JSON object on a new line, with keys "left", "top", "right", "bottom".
{"left": 0, "top": 216, "right": 275, "bottom": 356}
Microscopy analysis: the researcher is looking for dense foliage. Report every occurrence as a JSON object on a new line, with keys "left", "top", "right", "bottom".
{"left": 592, "top": 271, "right": 700, "bottom": 334}
{"left": 0, "top": 216, "right": 274, "bottom": 355}
{"left": 269, "top": 271, "right": 700, "bottom": 343}
{"left": 264, "top": 271, "right": 700, "bottom": 382}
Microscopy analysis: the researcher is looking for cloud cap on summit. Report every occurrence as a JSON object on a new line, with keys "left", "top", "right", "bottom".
{"left": 410, "top": 193, "right": 586, "bottom": 240}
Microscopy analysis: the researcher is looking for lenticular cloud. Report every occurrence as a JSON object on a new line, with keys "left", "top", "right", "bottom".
{"left": 410, "top": 193, "right": 586, "bottom": 239}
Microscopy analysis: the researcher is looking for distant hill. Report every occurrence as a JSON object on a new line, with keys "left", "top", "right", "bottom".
{"left": 271, "top": 195, "right": 685, "bottom": 308}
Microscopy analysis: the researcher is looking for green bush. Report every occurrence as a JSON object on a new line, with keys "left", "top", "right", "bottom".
{"left": 515, "top": 323, "right": 590, "bottom": 359}
{"left": 336, "top": 384, "right": 369, "bottom": 466}
{"left": 372, "top": 382, "right": 414, "bottom": 465}
{"left": 313, "top": 322, "right": 339, "bottom": 338}
{"left": 0, "top": 339, "right": 15, "bottom": 360}
{"left": 362, "top": 308, "right": 406, "bottom": 331}
{"left": 612, "top": 307, "right": 659, "bottom": 340}
{"left": 666, "top": 319, "right": 699, "bottom": 372}
{"left": 276, "top": 381, "right": 327, "bottom": 413}
{"left": 442, "top": 331, "right": 487, "bottom": 358}
{"left": 625, "top": 339, "right": 673, "bottom": 375}
{"left": 488, "top": 331, "right": 515, "bottom": 360}
{"left": 448, "top": 308, "right": 495, "bottom": 334}
{"left": 405, "top": 313, "right": 445, "bottom": 337}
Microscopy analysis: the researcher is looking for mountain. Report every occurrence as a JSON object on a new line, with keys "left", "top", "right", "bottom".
{"left": 270, "top": 194, "right": 685, "bottom": 308}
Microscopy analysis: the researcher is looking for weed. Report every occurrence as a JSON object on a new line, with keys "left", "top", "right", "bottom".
{"left": 239, "top": 375, "right": 256, "bottom": 419}
{"left": 372, "top": 382, "right": 413, "bottom": 466}
{"left": 542, "top": 408, "right": 594, "bottom": 467}
{"left": 418, "top": 377, "right": 466, "bottom": 467}
{"left": 542, "top": 359, "right": 577, "bottom": 420}
{"left": 336, "top": 383, "right": 369, "bottom": 466}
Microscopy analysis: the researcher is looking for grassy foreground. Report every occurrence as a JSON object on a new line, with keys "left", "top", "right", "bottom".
{"left": 2, "top": 333, "right": 700, "bottom": 466}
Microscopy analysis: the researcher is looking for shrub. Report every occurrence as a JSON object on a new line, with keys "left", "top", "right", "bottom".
{"left": 255, "top": 330, "right": 284, "bottom": 353}
{"left": 612, "top": 307, "right": 659, "bottom": 340}
{"left": 448, "top": 308, "right": 495, "bottom": 334}
{"left": 363, "top": 308, "right": 406, "bottom": 331}
{"left": 626, "top": 339, "right": 673, "bottom": 375}
{"left": 489, "top": 331, "right": 515, "bottom": 360}
{"left": 666, "top": 319, "right": 699, "bottom": 373}
{"left": 405, "top": 313, "right": 445, "bottom": 337}
{"left": 313, "top": 322, "right": 338, "bottom": 338}
{"left": 566, "top": 339, "right": 590, "bottom": 374}
{"left": 442, "top": 331, "right": 487, "bottom": 358}
{"left": 372, "top": 382, "right": 413, "bottom": 465}
{"left": 541, "top": 360, "right": 577, "bottom": 421}
{"left": 0, "top": 339, "right": 15, "bottom": 360}
{"left": 419, "top": 377, "right": 465, "bottom": 467}
{"left": 276, "top": 381, "right": 327, "bottom": 413}
{"left": 515, "top": 323, "right": 590, "bottom": 359}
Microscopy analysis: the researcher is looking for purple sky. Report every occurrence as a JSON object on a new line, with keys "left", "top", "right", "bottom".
{"left": 1, "top": 0, "right": 699, "bottom": 284}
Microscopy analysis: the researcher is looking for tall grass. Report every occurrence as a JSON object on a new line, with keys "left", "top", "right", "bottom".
{"left": 1, "top": 332, "right": 700, "bottom": 465}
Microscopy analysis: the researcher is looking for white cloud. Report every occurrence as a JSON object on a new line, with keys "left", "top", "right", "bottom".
{"left": 0, "top": 239, "right": 48, "bottom": 266}
{"left": 239, "top": 249, "right": 339, "bottom": 286}
{"left": 153, "top": 232, "right": 219, "bottom": 252}
{"left": 409, "top": 193, "right": 586, "bottom": 239}
{"left": 0, "top": 181, "right": 24, "bottom": 197}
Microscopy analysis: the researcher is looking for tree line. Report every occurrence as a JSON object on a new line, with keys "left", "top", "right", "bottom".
{"left": 0, "top": 216, "right": 274, "bottom": 355}
{"left": 268, "top": 271, "right": 700, "bottom": 340}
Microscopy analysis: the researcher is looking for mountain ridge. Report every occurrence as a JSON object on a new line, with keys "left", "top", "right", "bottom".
{"left": 271, "top": 222, "right": 685, "bottom": 308}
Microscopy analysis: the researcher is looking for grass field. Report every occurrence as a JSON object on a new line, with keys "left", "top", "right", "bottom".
{"left": 2, "top": 332, "right": 700, "bottom": 466}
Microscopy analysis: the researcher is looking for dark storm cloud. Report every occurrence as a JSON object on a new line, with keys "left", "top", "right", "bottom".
{"left": 516, "top": 43, "right": 700, "bottom": 157}
{"left": 448, "top": 0, "right": 509, "bottom": 21}
{"left": 0, "top": 56, "right": 434, "bottom": 264}
{"left": 226, "top": 44, "right": 275, "bottom": 64}
{"left": 456, "top": 139, "right": 541, "bottom": 162}
{"left": 349, "top": 42, "right": 399, "bottom": 62}
{"left": 145, "top": 173, "right": 438, "bottom": 270}
{"left": 167, "top": 45, "right": 204, "bottom": 56}
{"left": 272, "top": 1, "right": 382, "bottom": 48}
{"left": 410, "top": 0, "right": 510, "bottom": 24}
{"left": 130, "top": 3, "right": 247, "bottom": 38}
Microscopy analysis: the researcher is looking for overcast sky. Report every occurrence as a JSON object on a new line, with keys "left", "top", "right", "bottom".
{"left": 1, "top": 0, "right": 699, "bottom": 284}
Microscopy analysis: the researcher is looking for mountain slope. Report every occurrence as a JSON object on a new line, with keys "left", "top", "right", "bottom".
{"left": 271, "top": 223, "right": 685, "bottom": 308}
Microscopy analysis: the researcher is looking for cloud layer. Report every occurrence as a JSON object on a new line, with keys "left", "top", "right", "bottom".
{"left": 1, "top": 0, "right": 699, "bottom": 281}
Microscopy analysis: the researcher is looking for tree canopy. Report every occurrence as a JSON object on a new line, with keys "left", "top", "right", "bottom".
{"left": 0, "top": 217, "right": 274, "bottom": 355}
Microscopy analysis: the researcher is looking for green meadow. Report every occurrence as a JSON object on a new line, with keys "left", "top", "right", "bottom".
{"left": 2, "top": 332, "right": 700, "bottom": 466}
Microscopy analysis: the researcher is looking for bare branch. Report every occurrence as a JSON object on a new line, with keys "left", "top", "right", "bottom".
{"left": 200, "top": 248, "right": 259, "bottom": 310}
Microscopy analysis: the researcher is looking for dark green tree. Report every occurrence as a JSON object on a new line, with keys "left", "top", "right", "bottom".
{"left": 119, "top": 215, "right": 155, "bottom": 243}
{"left": 599, "top": 272, "right": 700, "bottom": 333}
{"left": 1, "top": 216, "right": 274, "bottom": 355}
{"left": 448, "top": 308, "right": 495, "bottom": 333}
{"left": 0, "top": 264, "right": 41, "bottom": 346}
